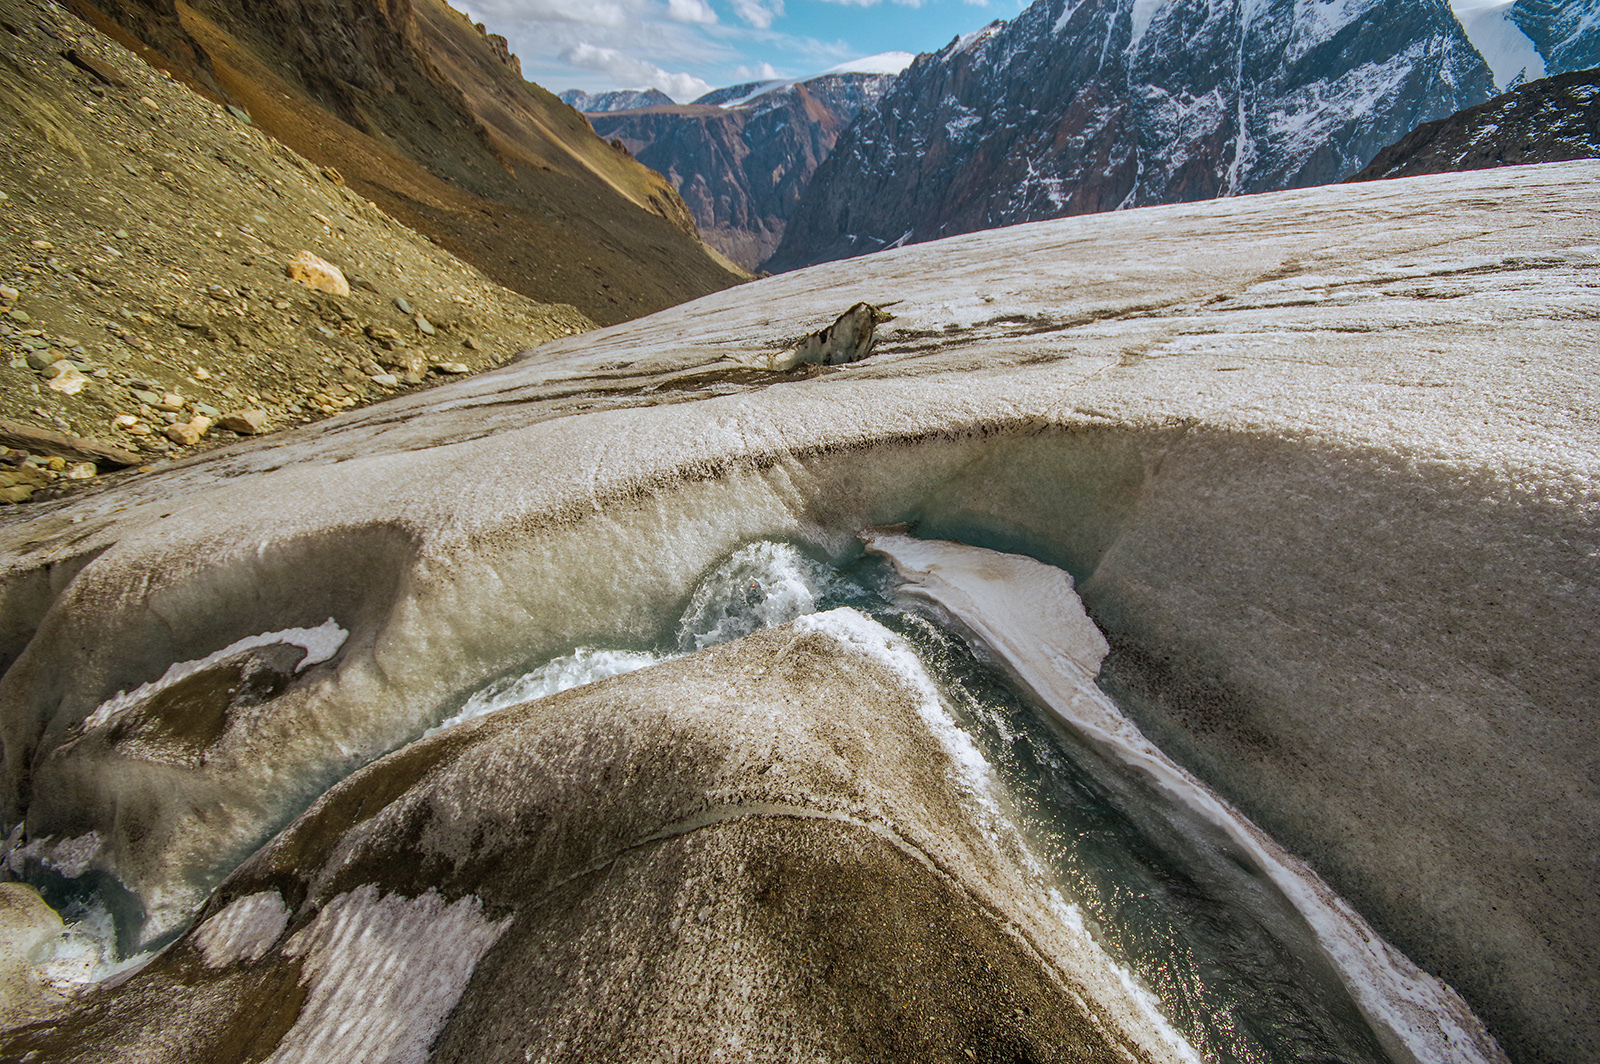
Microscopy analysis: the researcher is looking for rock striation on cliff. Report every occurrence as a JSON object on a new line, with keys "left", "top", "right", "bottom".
{"left": 1510, "top": 0, "right": 1600, "bottom": 74}
{"left": 769, "top": 0, "right": 1492, "bottom": 271}
{"left": 588, "top": 71, "right": 901, "bottom": 270}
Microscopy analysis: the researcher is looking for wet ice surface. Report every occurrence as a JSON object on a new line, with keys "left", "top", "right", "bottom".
{"left": 1, "top": 162, "right": 1592, "bottom": 1061}
{"left": 434, "top": 537, "right": 1475, "bottom": 1064}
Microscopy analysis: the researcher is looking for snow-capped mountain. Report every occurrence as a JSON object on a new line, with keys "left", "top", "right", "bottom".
{"left": 769, "top": 0, "right": 1492, "bottom": 272}
{"left": 1509, "top": 0, "right": 1600, "bottom": 73}
{"left": 587, "top": 65, "right": 907, "bottom": 269}
{"left": 559, "top": 88, "right": 676, "bottom": 112}
{"left": 1353, "top": 67, "right": 1600, "bottom": 179}
{"left": 1453, "top": 1, "right": 1547, "bottom": 88}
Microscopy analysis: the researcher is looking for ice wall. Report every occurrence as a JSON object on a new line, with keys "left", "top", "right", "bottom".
{"left": 0, "top": 162, "right": 1595, "bottom": 1063}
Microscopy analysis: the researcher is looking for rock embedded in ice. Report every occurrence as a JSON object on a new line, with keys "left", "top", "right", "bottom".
{"left": 0, "top": 619, "right": 1197, "bottom": 1063}
{"left": 0, "top": 161, "right": 1595, "bottom": 1064}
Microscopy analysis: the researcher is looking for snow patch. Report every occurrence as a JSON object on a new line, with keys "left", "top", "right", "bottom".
{"left": 820, "top": 51, "right": 915, "bottom": 77}
{"left": 193, "top": 891, "right": 290, "bottom": 967}
{"left": 83, "top": 619, "right": 348, "bottom": 731}
{"left": 265, "top": 887, "right": 508, "bottom": 1064}
{"left": 1455, "top": 2, "right": 1546, "bottom": 87}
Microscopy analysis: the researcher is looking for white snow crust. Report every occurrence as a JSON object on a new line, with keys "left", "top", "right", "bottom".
{"left": 265, "top": 887, "right": 508, "bottom": 1064}
{"left": 193, "top": 891, "right": 290, "bottom": 967}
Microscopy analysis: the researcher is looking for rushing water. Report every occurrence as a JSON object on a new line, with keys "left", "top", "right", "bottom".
{"left": 441, "top": 539, "right": 1392, "bottom": 1064}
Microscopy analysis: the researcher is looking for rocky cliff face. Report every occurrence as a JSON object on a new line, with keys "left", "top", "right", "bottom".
{"left": 63, "top": 0, "right": 744, "bottom": 323}
{"left": 588, "top": 72, "right": 898, "bottom": 269}
{"left": 1352, "top": 68, "right": 1600, "bottom": 180}
{"left": 558, "top": 87, "right": 674, "bottom": 112}
{"left": 769, "top": 0, "right": 1492, "bottom": 271}
{"left": 1511, "top": 0, "right": 1600, "bottom": 73}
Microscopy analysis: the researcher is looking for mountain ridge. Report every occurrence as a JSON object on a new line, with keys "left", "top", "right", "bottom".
{"left": 768, "top": 0, "right": 1492, "bottom": 272}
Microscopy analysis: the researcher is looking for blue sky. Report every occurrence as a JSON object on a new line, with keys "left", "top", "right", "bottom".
{"left": 455, "top": 0, "right": 1029, "bottom": 101}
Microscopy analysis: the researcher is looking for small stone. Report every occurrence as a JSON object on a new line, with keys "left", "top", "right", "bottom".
{"left": 226, "top": 104, "right": 251, "bottom": 124}
{"left": 24, "top": 350, "right": 54, "bottom": 371}
{"left": 462, "top": 336, "right": 480, "bottom": 351}
{"left": 139, "top": 96, "right": 159, "bottom": 110}
{"left": 155, "top": 393, "right": 185, "bottom": 412}
{"left": 0, "top": 485, "right": 35, "bottom": 504}
{"left": 64, "top": 461, "right": 95, "bottom": 480}
{"left": 113, "top": 414, "right": 138, "bottom": 427}
{"left": 29, "top": 239, "right": 52, "bottom": 250}
{"left": 0, "top": 285, "right": 18, "bottom": 303}
{"left": 194, "top": 403, "right": 221, "bottom": 419}
{"left": 370, "top": 373, "right": 399, "bottom": 388}
{"left": 47, "top": 365, "right": 88, "bottom": 394}
{"left": 11, "top": 310, "right": 32, "bottom": 325}
{"left": 433, "top": 361, "right": 470, "bottom": 374}
{"left": 218, "top": 408, "right": 268, "bottom": 435}
{"left": 393, "top": 297, "right": 413, "bottom": 314}
{"left": 44, "top": 457, "right": 65, "bottom": 472}
{"left": 285, "top": 250, "right": 350, "bottom": 297}
{"left": 113, "top": 229, "right": 129, "bottom": 240}
{"left": 162, "top": 417, "right": 209, "bottom": 446}
{"left": 125, "top": 423, "right": 151, "bottom": 436}
{"left": 364, "top": 324, "right": 402, "bottom": 343}
{"left": 131, "top": 389, "right": 160, "bottom": 405}
{"left": 414, "top": 314, "right": 435, "bottom": 336}
{"left": 359, "top": 358, "right": 384, "bottom": 376}
{"left": 191, "top": 366, "right": 211, "bottom": 380}
{"left": 205, "top": 284, "right": 232, "bottom": 302}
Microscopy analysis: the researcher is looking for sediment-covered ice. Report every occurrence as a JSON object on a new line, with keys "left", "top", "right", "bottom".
{"left": 0, "top": 162, "right": 1594, "bottom": 1062}
{"left": 863, "top": 529, "right": 1507, "bottom": 1064}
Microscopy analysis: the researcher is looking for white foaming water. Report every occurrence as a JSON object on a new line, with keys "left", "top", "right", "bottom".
{"left": 432, "top": 542, "right": 850, "bottom": 734}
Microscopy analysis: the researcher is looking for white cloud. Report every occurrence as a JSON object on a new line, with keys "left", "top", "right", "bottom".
{"left": 812, "top": 0, "right": 924, "bottom": 7}
{"left": 731, "top": 60, "right": 782, "bottom": 80}
{"left": 665, "top": 0, "right": 717, "bottom": 24}
{"left": 730, "top": 0, "right": 784, "bottom": 29}
{"left": 561, "top": 42, "right": 714, "bottom": 100}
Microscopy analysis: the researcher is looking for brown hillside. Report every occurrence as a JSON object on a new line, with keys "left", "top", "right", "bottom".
{"left": 65, "top": 0, "right": 746, "bottom": 326}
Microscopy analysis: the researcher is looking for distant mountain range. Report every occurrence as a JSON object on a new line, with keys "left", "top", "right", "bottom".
{"left": 559, "top": 88, "right": 675, "bottom": 113}
{"left": 768, "top": 0, "right": 1494, "bottom": 272}
{"left": 581, "top": 58, "right": 911, "bottom": 270}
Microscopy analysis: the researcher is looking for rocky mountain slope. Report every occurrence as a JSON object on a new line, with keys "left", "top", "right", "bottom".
{"left": 558, "top": 87, "right": 673, "bottom": 112}
{"left": 1511, "top": 0, "right": 1600, "bottom": 73}
{"left": 63, "top": 0, "right": 745, "bottom": 325}
{"left": 0, "top": 0, "right": 592, "bottom": 498}
{"left": 769, "top": 0, "right": 1492, "bottom": 271}
{"left": 1352, "top": 67, "right": 1600, "bottom": 180}
{"left": 587, "top": 71, "right": 902, "bottom": 269}
{"left": 2, "top": 158, "right": 1594, "bottom": 1064}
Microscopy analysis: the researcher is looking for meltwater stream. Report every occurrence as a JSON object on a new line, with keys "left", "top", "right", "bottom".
{"left": 435, "top": 540, "right": 1393, "bottom": 1064}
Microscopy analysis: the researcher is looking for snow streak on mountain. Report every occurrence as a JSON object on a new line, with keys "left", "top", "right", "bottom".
{"left": 769, "top": 0, "right": 1493, "bottom": 271}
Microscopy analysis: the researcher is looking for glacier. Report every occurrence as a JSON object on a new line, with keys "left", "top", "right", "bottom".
{"left": 0, "top": 162, "right": 1595, "bottom": 1063}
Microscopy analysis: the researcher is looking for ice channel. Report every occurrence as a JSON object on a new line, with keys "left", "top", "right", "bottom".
{"left": 414, "top": 536, "right": 1499, "bottom": 1064}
